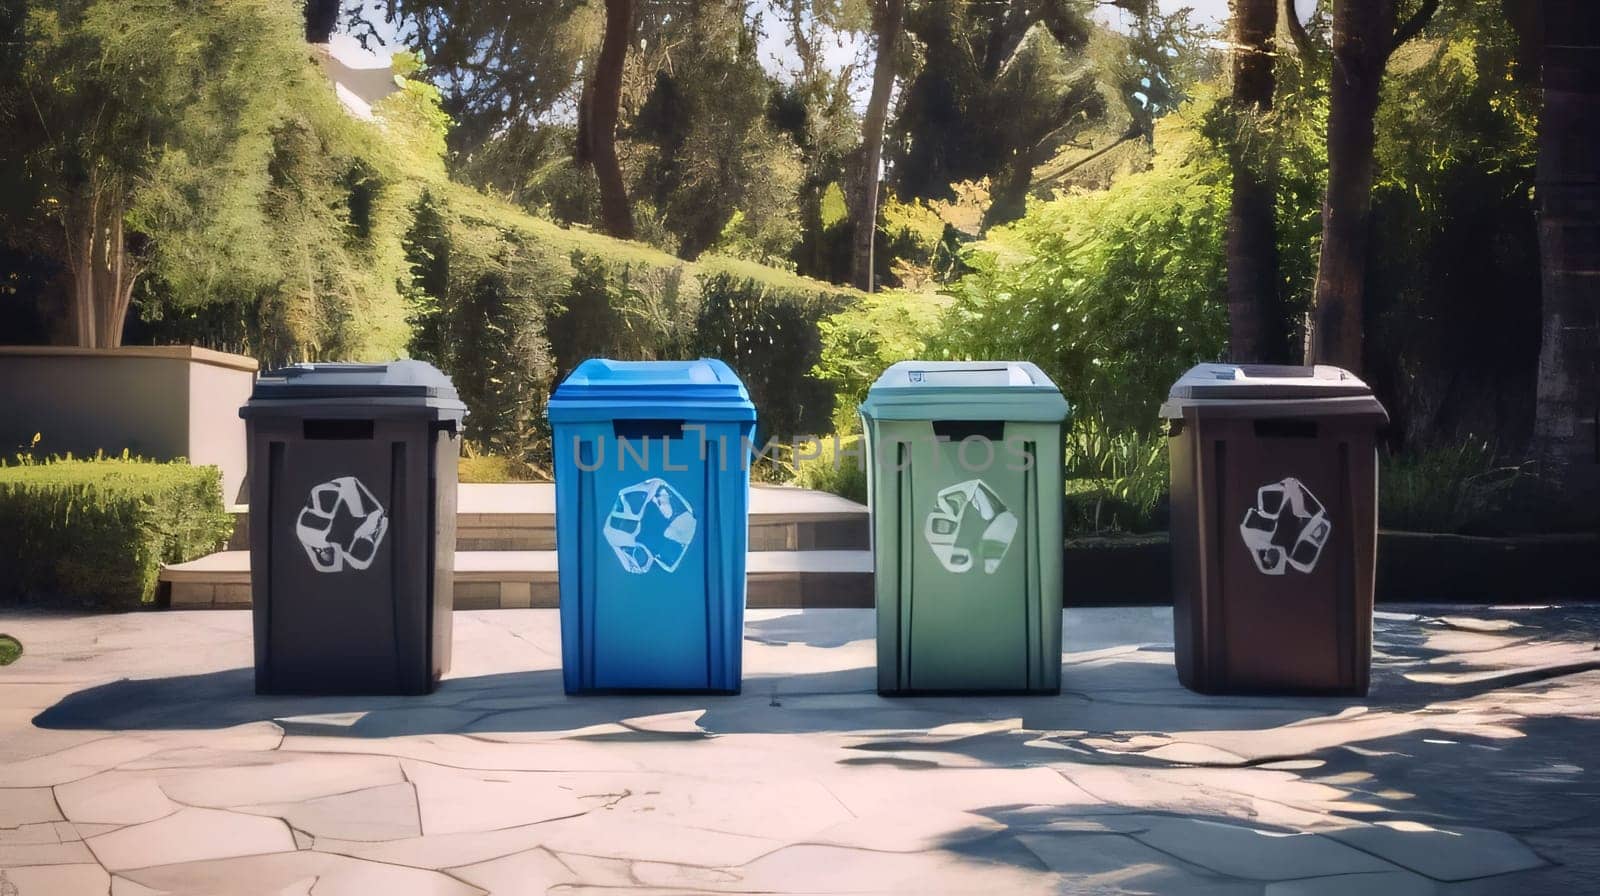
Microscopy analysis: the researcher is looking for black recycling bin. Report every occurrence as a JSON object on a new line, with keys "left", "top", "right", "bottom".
{"left": 240, "top": 361, "right": 465, "bottom": 695}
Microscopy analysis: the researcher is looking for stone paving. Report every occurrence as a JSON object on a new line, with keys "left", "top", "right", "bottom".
{"left": 1, "top": 605, "right": 1598, "bottom": 894}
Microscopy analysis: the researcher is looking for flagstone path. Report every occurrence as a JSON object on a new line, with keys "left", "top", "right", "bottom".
{"left": 1, "top": 605, "right": 1597, "bottom": 894}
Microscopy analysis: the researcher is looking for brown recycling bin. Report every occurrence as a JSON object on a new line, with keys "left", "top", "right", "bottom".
{"left": 1162, "top": 364, "right": 1388, "bottom": 695}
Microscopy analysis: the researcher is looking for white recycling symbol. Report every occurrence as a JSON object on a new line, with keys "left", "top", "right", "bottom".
{"left": 924, "top": 479, "right": 1018, "bottom": 574}
{"left": 1239, "top": 476, "right": 1331, "bottom": 576}
{"left": 296, "top": 476, "right": 389, "bottom": 573}
{"left": 603, "top": 478, "right": 697, "bottom": 574}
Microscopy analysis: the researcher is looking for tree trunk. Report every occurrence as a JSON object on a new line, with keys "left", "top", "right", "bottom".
{"left": 584, "top": 0, "right": 636, "bottom": 240}
{"left": 1225, "top": 0, "right": 1286, "bottom": 363}
{"left": 305, "top": 0, "right": 340, "bottom": 43}
{"left": 1306, "top": 0, "right": 1391, "bottom": 373}
{"left": 1531, "top": 0, "right": 1600, "bottom": 494}
{"left": 62, "top": 191, "right": 137, "bottom": 349}
{"left": 851, "top": 0, "right": 904, "bottom": 292}
{"left": 1306, "top": 0, "right": 1440, "bottom": 372}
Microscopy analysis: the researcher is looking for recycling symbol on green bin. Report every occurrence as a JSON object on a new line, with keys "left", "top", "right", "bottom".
{"left": 604, "top": 478, "right": 697, "bottom": 574}
{"left": 924, "top": 479, "right": 1018, "bottom": 574}
{"left": 296, "top": 476, "right": 389, "bottom": 573}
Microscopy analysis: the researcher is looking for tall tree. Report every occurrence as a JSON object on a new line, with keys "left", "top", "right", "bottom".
{"left": 578, "top": 0, "right": 637, "bottom": 239}
{"left": 851, "top": 0, "right": 904, "bottom": 291}
{"left": 1224, "top": 0, "right": 1287, "bottom": 363}
{"left": 1305, "top": 0, "right": 1440, "bottom": 371}
{"left": 1529, "top": 0, "right": 1600, "bottom": 495}
{"left": 0, "top": 0, "right": 307, "bottom": 348}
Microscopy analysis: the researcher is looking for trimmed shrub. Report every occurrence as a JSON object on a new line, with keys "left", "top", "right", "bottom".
{"left": 694, "top": 272, "right": 846, "bottom": 443}
{"left": 0, "top": 459, "right": 234, "bottom": 610}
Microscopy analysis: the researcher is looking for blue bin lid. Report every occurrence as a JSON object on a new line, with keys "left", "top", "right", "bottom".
{"left": 859, "top": 361, "right": 1069, "bottom": 422}
{"left": 546, "top": 358, "right": 757, "bottom": 423}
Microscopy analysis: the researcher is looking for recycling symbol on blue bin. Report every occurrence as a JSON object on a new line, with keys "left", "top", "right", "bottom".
{"left": 604, "top": 478, "right": 697, "bottom": 574}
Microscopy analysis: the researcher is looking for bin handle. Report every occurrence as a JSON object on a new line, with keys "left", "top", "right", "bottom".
{"left": 1253, "top": 419, "right": 1319, "bottom": 439}
{"left": 303, "top": 419, "right": 374, "bottom": 440}
{"left": 931, "top": 420, "right": 1006, "bottom": 443}
{"left": 613, "top": 419, "right": 688, "bottom": 440}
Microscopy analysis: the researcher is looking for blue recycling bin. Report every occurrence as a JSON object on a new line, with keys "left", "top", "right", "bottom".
{"left": 546, "top": 359, "right": 757, "bottom": 693}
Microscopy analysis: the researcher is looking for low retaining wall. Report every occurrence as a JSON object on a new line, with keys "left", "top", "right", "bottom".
{"left": 0, "top": 346, "right": 256, "bottom": 503}
{"left": 1065, "top": 531, "right": 1600, "bottom": 605}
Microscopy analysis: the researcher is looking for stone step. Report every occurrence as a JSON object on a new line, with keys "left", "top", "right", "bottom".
{"left": 161, "top": 549, "right": 875, "bottom": 610}
{"left": 227, "top": 483, "right": 868, "bottom": 552}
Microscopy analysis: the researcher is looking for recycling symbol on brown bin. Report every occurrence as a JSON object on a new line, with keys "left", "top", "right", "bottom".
{"left": 1239, "top": 477, "right": 1330, "bottom": 576}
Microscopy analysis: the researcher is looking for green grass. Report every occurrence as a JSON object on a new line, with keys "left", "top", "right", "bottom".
{"left": 0, "top": 635, "right": 20, "bottom": 666}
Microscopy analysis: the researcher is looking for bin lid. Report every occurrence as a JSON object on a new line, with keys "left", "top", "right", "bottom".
{"left": 859, "top": 361, "right": 1069, "bottom": 422}
{"left": 546, "top": 358, "right": 757, "bottom": 423}
{"left": 1160, "top": 363, "right": 1388, "bottom": 420}
{"left": 241, "top": 360, "right": 466, "bottom": 418}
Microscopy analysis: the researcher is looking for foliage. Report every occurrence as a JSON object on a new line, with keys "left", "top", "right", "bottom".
{"left": 1380, "top": 438, "right": 1530, "bottom": 535}
{"left": 814, "top": 289, "right": 948, "bottom": 432}
{"left": 693, "top": 273, "right": 847, "bottom": 442}
{"left": 0, "top": 0, "right": 315, "bottom": 345}
{"left": 627, "top": 4, "right": 805, "bottom": 261}
{"left": 0, "top": 457, "right": 233, "bottom": 609}
{"left": 404, "top": 182, "right": 857, "bottom": 470}
{"left": 458, "top": 453, "right": 541, "bottom": 483}
{"left": 406, "top": 191, "right": 557, "bottom": 468}
{"left": 792, "top": 435, "right": 869, "bottom": 505}
{"left": 0, "top": 634, "right": 19, "bottom": 666}
{"left": 1364, "top": 5, "right": 1543, "bottom": 445}
{"left": 1063, "top": 418, "right": 1169, "bottom": 535}
{"left": 935, "top": 100, "right": 1229, "bottom": 432}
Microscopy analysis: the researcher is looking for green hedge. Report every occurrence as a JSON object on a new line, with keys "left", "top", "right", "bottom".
{"left": 0, "top": 459, "right": 234, "bottom": 610}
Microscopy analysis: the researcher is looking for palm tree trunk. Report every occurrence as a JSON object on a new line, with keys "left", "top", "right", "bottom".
{"left": 851, "top": 0, "right": 904, "bottom": 293}
{"left": 1225, "top": 0, "right": 1286, "bottom": 363}
{"left": 1306, "top": 0, "right": 1391, "bottom": 373}
{"left": 1531, "top": 0, "right": 1600, "bottom": 494}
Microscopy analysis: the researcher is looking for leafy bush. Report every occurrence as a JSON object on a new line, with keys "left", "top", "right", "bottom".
{"left": 814, "top": 290, "right": 949, "bottom": 433}
{"left": 1064, "top": 419, "right": 1169, "bottom": 534}
{"left": 1380, "top": 439, "right": 1531, "bottom": 534}
{"left": 458, "top": 453, "right": 542, "bottom": 483}
{"left": 0, "top": 458, "right": 234, "bottom": 609}
{"left": 933, "top": 100, "right": 1229, "bottom": 432}
{"left": 792, "top": 435, "right": 869, "bottom": 505}
{"left": 0, "top": 634, "right": 19, "bottom": 666}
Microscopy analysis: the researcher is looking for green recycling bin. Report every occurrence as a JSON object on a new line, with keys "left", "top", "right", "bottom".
{"left": 861, "top": 361, "right": 1069, "bottom": 695}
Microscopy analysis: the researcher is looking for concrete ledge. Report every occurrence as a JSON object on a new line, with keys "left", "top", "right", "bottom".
{"left": 162, "top": 549, "right": 875, "bottom": 610}
{"left": 0, "top": 344, "right": 259, "bottom": 372}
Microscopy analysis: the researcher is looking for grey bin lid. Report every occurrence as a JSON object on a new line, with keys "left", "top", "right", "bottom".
{"left": 242, "top": 360, "right": 466, "bottom": 418}
{"left": 1160, "top": 363, "right": 1388, "bottom": 421}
